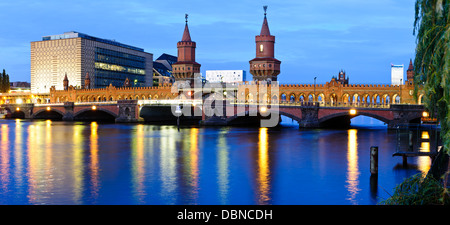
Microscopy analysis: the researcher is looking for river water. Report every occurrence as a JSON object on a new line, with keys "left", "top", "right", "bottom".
{"left": 0, "top": 117, "right": 438, "bottom": 205}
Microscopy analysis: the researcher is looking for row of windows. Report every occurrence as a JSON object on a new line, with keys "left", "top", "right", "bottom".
{"left": 95, "top": 62, "right": 146, "bottom": 75}
{"left": 96, "top": 54, "right": 146, "bottom": 69}
{"left": 94, "top": 76, "right": 146, "bottom": 88}
{"left": 95, "top": 69, "right": 146, "bottom": 81}
{"left": 95, "top": 47, "right": 146, "bottom": 62}
{"left": 252, "top": 63, "right": 273, "bottom": 68}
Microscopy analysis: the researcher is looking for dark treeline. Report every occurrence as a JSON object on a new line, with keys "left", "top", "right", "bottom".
{"left": 1, "top": 69, "right": 10, "bottom": 93}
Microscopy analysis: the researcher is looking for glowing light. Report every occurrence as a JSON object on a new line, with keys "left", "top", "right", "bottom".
{"left": 422, "top": 111, "right": 429, "bottom": 117}
{"left": 258, "top": 127, "right": 270, "bottom": 204}
{"left": 16, "top": 98, "right": 23, "bottom": 104}
{"left": 346, "top": 129, "right": 360, "bottom": 204}
{"left": 349, "top": 109, "right": 357, "bottom": 115}
{"left": 260, "top": 106, "right": 267, "bottom": 113}
{"left": 46, "top": 106, "right": 51, "bottom": 111}
{"left": 421, "top": 131, "right": 430, "bottom": 140}
{"left": 92, "top": 105, "right": 97, "bottom": 110}
{"left": 16, "top": 107, "right": 20, "bottom": 111}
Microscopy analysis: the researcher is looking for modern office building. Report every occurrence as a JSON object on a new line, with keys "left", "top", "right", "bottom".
{"left": 31, "top": 31, "right": 153, "bottom": 94}
{"left": 391, "top": 64, "right": 404, "bottom": 85}
{"left": 205, "top": 70, "right": 246, "bottom": 83}
{"left": 153, "top": 53, "right": 177, "bottom": 86}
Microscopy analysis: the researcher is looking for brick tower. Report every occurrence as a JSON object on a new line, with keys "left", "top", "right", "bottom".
{"left": 406, "top": 59, "right": 414, "bottom": 82}
{"left": 172, "top": 14, "right": 201, "bottom": 84}
{"left": 249, "top": 6, "right": 281, "bottom": 82}
{"left": 63, "top": 73, "right": 69, "bottom": 90}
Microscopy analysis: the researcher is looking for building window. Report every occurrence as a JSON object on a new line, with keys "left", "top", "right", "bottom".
{"left": 259, "top": 44, "right": 264, "bottom": 52}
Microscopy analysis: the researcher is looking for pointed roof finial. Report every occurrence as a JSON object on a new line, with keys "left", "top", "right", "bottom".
{"left": 408, "top": 58, "right": 414, "bottom": 70}
{"left": 260, "top": 6, "right": 271, "bottom": 36}
{"left": 181, "top": 14, "right": 192, "bottom": 42}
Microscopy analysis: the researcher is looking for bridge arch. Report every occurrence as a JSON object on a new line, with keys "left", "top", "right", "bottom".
{"left": 418, "top": 94, "right": 424, "bottom": 104}
{"left": 74, "top": 107, "right": 117, "bottom": 121}
{"left": 32, "top": 108, "right": 64, "bottom": 120}
{"left": 319, "top": 111, "right": 391, "bottom": 126}
{"left": 225, "top": 108, "right": 300, "bottom": 125}
{"left": 3, "top": 106, "right": 26, "bottom": 119}
{"left": 288, "top": 93, "right": 296, "bottom": 103}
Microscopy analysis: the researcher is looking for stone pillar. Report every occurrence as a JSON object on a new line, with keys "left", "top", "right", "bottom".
{"left": 201, "top": 99, "right": 228, "bottom": 126}
{"left": 62, "top": 102, "right": 74, "bottom": 121}
{"left": 116, "top": 100, "right": 138, "bottom": 123}
{"left": 388, "top": 104, "right": 424, "bottom": 129}
{"left": 299, "top": 102, "right": 319, "bottom": 128}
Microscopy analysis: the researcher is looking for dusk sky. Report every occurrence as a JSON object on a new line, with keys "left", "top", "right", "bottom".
{"left": 0, "top": 0, "right": 416, "bottom": 85}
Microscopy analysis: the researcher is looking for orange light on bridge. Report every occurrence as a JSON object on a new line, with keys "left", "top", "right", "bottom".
{"left": 46, "top": 106, "right": 51, "bottom": 111}
{"left": 92, "top": 105, "right": 97, "bottom": 110}
{"left": 16, "top": 107, "right": 20, "bottom": 111}
{"left": 349, "top": 109, "right": 357, "bottom": 115}
{"left": 422, "top": 111, "right": 429, "bottom": 118}
{"left": 260, "top": 106, "right": 267, "bottom": 113}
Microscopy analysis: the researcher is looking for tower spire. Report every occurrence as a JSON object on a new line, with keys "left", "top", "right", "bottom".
{"left": 249, "top": 5, "right": 281, "bottom": 82}
{"left": 260, "top": 6, "right": 271, "bottom": 36}
{"left": 181, "top": 13, "right": 192, "bottom": 42}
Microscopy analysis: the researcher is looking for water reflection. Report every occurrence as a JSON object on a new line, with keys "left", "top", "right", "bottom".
{"left": 346, "top": 129, "right": 360, "bottom": 204}
{"left": 217, "top": 128, "right": 230, "bottom": 204}
{"left": 185, "top": 128, "right": 199, "bottom": 203}
{"left": 90, "top": 122, "right": 100, "bottom": 202}
{"left": 131, "top": 124, "right": 145, "bottom": 203}
{"left": 160, "top": 126, "right": 178, "bottom": 204}
{"left": 418, "top": 131, "right": 431, "bottom": 173}
{"left": 72, "top": 125, "right": 84, "bottom": 204}
{"left": 1, "top": 124, "right": 9, "bottom": 192}
{"left": 257, "top": 127, "right": 271, "bottom": 204}
{"left": 0, "top": 119, "right": 439, "bottom": 205}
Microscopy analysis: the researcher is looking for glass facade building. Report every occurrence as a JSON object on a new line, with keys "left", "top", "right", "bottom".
{"left": 94, "top": 47, "right": 147, "bottom": 88}
{"left": 31, "top": 31, "right": 153, "bottom": 94}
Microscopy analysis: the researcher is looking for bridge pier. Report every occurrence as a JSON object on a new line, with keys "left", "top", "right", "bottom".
{"left": 201, "top": 99, "right": 228, "bottom": 126}
{"left": 387, "top": 104, "right": 425, "bottom": 129}
{"left": 298, "top": 103, "right": 320, "bottom": 128}
{"left": 115, "top": 100, "right": 138, "bottom": 123}
{"left": 62, "top": 102, "right": 74, "bottom": 121}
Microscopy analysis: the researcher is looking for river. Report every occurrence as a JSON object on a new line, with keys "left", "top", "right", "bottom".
{"left": 0, "top": 116, "right": 439, "bottom": 205}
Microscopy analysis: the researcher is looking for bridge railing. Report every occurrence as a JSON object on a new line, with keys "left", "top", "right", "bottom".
{"left": 74, "top": 101, "right": 118, "bottom": 105}
{"left": 34, "top": 103, "right": 65, "bottom": 107}
{"left": 230, "top": 100, "right": 393, "bottom": 108}
{"left": 138, "top": 99, "right": 203, "bottom": 106}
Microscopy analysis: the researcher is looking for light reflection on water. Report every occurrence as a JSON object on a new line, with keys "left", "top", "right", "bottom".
{"left": 0, "top": 118, "right": 438, "bottom": 205}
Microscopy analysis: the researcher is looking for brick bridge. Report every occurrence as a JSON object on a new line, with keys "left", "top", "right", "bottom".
{"left": 1, "top": 99, "right": 425, "bottom": 129}
{"left": 1, "top": 100, "right": 139, "bottom": 123}
{"left": 201, "top": 100, "right": 425, "bottom": 129}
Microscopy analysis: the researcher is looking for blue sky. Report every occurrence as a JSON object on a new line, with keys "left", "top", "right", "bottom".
{"left": 0, "top": 0, "right": 416, "bottom": 85}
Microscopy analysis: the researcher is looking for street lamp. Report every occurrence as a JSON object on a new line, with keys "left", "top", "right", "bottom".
{"left": 399, "top": 79, "right": 402, "bottom": 104}
{"left": 314, "top": 77, "right": 317, "bottom": 103}
{"left": 175, "top": 105, "right": 182, "bottom": 131}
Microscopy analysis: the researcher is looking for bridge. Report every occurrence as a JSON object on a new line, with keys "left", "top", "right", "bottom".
{"left": 1, "top": 100, "right": 138, "bottom": 123}
{"left": 1, "top": 95, "right": 426, "bottom": 129}
{"left": 201, "top": 100, "right": 425, "bottom": 128}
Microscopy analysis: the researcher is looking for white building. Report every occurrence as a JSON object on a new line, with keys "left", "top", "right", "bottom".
{"left": 31, "top": 31, "right": 153, "bottom": 94}
{"left": 205, "top": 70, "right": 246, "bottom": 83}
{"left": 391, "top": 64, "right": 404, "bottom": 85}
